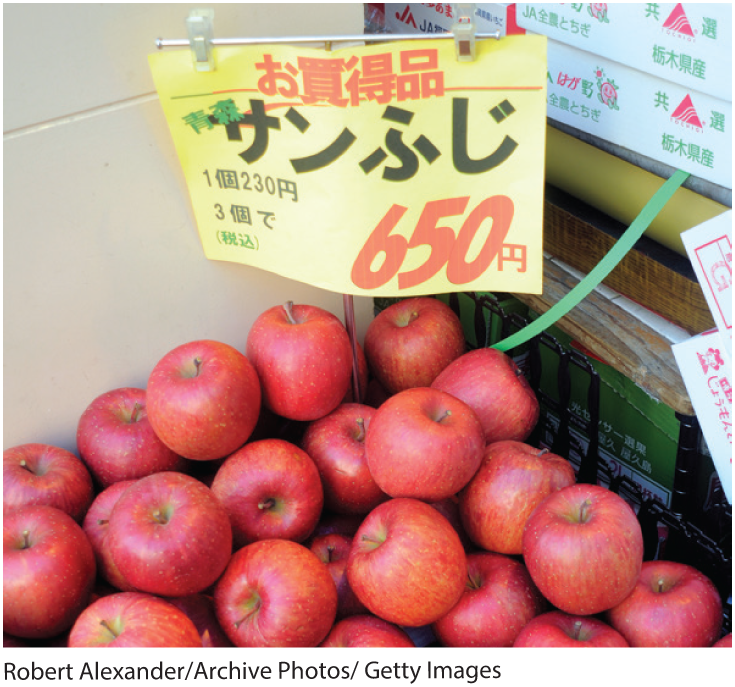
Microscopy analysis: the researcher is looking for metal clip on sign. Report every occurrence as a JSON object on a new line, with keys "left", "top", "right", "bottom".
{"left": 159, "top": 6, "right": 503, "bottom": 73}
{"left": 187, "top": 9, "right": 214, "bottom": 72}
{"left": 453, "top": 3, "right": 477, "bottom": 62}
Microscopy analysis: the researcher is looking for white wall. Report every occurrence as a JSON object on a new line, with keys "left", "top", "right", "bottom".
{"left": 3, "top": 3, "right": 369, "bottom": 452}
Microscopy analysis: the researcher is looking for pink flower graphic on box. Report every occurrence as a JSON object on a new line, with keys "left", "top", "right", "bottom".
{"left": 595, "top": 68, "right": 619, "bottom": 110}
{"left": 698, "top": 347, "right": 726, "bottom": 374}
{"left": 588, "top": 4, "right": 610, "bottom": 23}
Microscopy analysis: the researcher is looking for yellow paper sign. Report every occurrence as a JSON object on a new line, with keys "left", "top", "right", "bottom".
{"left": 149, "top": 35, "right": 547, "bottom": 296}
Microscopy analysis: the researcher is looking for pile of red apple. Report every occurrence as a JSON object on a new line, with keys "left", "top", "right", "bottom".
{"left": 3, "top": 297, "right": 730, "bottom": 649}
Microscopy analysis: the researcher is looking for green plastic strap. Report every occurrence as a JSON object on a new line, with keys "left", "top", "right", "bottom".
{"left": 492, "top": 169, "right": 691, "bottom": 352}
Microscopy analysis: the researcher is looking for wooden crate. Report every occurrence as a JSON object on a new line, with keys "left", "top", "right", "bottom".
{"left": 542, "top": 185, "right": 715, "bottom": 337}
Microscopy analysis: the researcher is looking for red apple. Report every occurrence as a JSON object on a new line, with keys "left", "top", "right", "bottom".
{"left": 606, "top": 560, "right": 723, "bottom": 647}
{"left": 146, "top": 339, "right": 261, "bottom": 461}
{"left": 82, "top": 480, "right": 138, "bottom": 591}
{"left": 346, "top": 498, "right": 466, "bottom": 627}
{"left": 3, "top": 443, "right": 94, "bottom": 522}
{"left": 429, "top": 496, "right": 474, "bottom": 551}
{"left": 522, "top": 484, "right": 644, "bottom": 615}
{"left": 365, "top": 387, "right": 485, "bottom": 501}
{"left": 77, "top": 387, "right": 185, "bottom": 487}
{"left": 432, "top": 551, "right": 546, "bottom": 647}
{"left": 106, "top": 471, "right": 232, "bottom": 596}
{"left": 4, "top": 634, "right": 29, "bottom": 648}
{"left": 245, "top": 301, "right": 353, "bottom": 421}
{"left": 364, "top": 297, "right": 465, "bottom": 395}
{"left": 3, "top": 505, "right": 96, "bottom": 638}
{"left": 320, "top": 614, "right": 415, "bottom": 647}
{"left": 459, "top": 441, "right": 575, "bottom": 554}
{"left": 211, "top": 438, "right": 323, "bottom": 548}
{"left": 301, "top": 403, "right": 387, "bottom": 514}
{"left": 68, "top": 592, "right": 202, "bottom": 647}
{"left": 310, "top": 533, "right": 367, "bottom": 619}
{"left": 712, "top": 633, "right": 732, "bottom": 647}
{"left": 168, "top": 594, "right": 234, "bottom": 647}
{"left": 513, "top": 611, "right": 629, "bottom": 647}
{"left": 214, "top": 539, "right": 338, "bottom": 647}
{"left": 431, "top": 347, "right": 540, "bottom": 443}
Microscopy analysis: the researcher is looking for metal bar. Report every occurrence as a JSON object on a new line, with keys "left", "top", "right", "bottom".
{"left": 342, "top": 294, "right": 363, "bottom": 404}
{"left": 155, "top": 31, "right": 502, "bottom": 50}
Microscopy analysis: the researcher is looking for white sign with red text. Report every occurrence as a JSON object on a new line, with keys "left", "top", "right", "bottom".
{"left": 681, "top": 211, "right": 732, "bottom": 361}
{"left": 672, "top": 329, "right": 732, "bottom": 503}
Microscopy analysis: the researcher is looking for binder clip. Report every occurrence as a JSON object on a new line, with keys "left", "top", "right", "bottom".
{"left": 453, "top": 3, "right": 477, "bottom": 62}
{"left": 187, "top": 9, "right": 215, "bottom": 72}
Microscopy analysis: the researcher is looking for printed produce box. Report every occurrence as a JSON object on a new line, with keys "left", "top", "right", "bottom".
{"left": 516, "top": 2, "right": 732, "bottom": 100}
{"left": 384, "top": 3, "right": 522, "bottom": 36}
{"left": 539, "top": 34, "right": 732, "bottom": 189}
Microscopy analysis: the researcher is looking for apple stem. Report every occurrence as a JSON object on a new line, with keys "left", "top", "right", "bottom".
{"left": 573, "top": 620, "right": 583, "bottom": 640}
{"left": 234, "top": 603, "right": 261, "bottom": 629}
{"left": 97, "top": 519, "right": 108, "bottom": 527}
{"left": 657, "top": 578, "right": 665, "bottom": 593}
{"left": 579, "top": 499, "right": 592, "bottom": 524}
{"left": 130, "top": 402, "right": 142, "bottom": 423}
{"left": 193, "top": 357, "right": 202, "bottom": 377}
{"left": 21, "top": 530, "right": 31, "bottom": 549}
{"left": 18, "top": 459, "right": 34, "bottom": 474}
{"left": 467, "top": 573, "right": 481, "bottom": 590}
{"left": 537, "top": 448, "right": 549, "bottom": 457}
{"left": 283, "top": 301, "right": 297, "bottom": 325}
{"left": 151, "top": 509, "right": 169, "bottom": 525}
{"left": 258, "top": 498, "right": 276, "bottom": 511}
{"left": 435, "top": 409, "right": 452, "bottom": 424}
{"left": 355, "top": 417, "right": 366, "bottom": 443}
{"left": 100, "top": 619, "right": 119, "bottom": 640}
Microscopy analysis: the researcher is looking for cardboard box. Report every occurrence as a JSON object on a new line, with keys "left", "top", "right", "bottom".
{"left": 526, "top": 313, "right": 683, "bottom": 506}
{"left": 541, "top": 35, "right": 732, "bottom": 189}
{"left": 515, "top": 2, "right": 732, "bottom": 100}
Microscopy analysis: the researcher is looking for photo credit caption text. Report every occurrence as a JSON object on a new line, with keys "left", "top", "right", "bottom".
{"left": 4, "top": 660, "right": 502, "bottom": 684}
